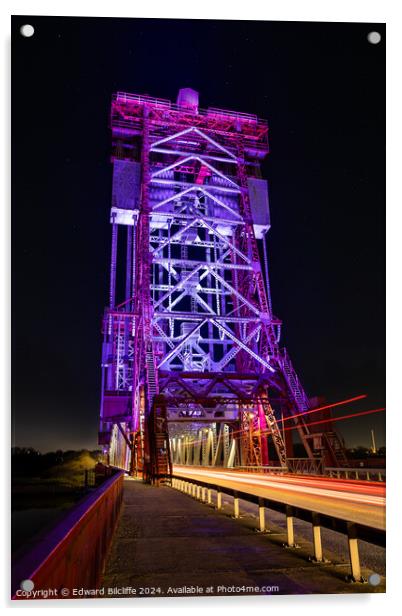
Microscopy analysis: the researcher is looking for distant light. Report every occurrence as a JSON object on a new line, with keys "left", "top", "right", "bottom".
{"left": 20, "top": 24, "right": 34, "bottom": 38}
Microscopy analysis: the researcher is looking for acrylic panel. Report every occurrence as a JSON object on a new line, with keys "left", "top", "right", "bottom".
{"left": 11, "top": 16, "right": 385, "bottom": 600}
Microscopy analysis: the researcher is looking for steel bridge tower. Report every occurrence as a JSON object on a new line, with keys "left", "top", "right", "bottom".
{"left": 99, "top": 88, "right": 348, "bottom": 481}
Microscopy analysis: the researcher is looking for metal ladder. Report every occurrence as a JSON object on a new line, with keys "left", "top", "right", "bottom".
{"left": 280, "top": 348, "right": 310, "bottom": 411}
{"left": 324, "top": 431, "right": 349, "bottom": 466}
{"left": 280, "top": 348, "right": 348, "bottom": 466}
{"left": 145, "top": 344, "right": 158, "bottom": 402}
{"left": 261, "top": 400, "right": 287, "bottom": 467}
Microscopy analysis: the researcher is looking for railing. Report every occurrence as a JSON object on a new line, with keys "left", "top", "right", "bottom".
{"left": 325, "top": 467, "right": 385, "bottom": 482}
{"left": 112, "top": 92, "right": 269, "bottom": 144}
{"left": 286, "top": 457, "right": 325, "bottom": 475}
{"left": 176, "top": 462, "right": 384, "bottom": 481}
{"left": 83, "top": 468, "right": 96, "bottom": 487}
{"left": 12, "top": 469, "right": 125, "bottom": 599}
{"left": 170, "top": 474, "right": 385, "bottom": 583}
{"left": 234, "top": 465, "right": 288, "bottom": 474}
{"left": 114, "top": 92, "right": 266, "bottom": 125}
{"left": 115, "top": 92, "right": 172, "bottom": 109}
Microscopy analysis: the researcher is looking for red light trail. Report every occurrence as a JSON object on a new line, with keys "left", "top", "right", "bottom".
{"left": 180, "top": 395, "right": 383, "bottom": 445}
{"left": 173, "top": 466, "right": 386, "bottom": 529}
{"left": 277, "top": 407, "right": 385, "bottom": 434}
{"left": 278, "top": 394, "right": 367, "bottom": 424}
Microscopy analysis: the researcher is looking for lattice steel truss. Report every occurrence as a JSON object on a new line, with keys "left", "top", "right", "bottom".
{"left": 99, "top": 89, "right": 348, "bottom": 479}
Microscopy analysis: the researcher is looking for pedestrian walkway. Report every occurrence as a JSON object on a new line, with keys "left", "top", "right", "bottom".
{"left": 100, "top": 478, "right": 384, "bottom": 597}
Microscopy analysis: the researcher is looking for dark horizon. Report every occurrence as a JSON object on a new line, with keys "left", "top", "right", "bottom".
{"left": 12, "top": 17, "right": 385, "bottom": 451}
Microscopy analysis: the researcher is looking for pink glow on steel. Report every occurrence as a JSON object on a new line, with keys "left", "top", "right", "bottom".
{"left": 100, "top": 88, "right": 355, "bottom": 473}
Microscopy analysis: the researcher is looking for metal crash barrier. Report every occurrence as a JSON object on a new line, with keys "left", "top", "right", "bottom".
{"left": 170, "top": 475, "right": 385, "bottom": 583}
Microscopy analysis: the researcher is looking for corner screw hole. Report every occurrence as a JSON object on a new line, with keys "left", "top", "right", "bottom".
{"left": 367, "top": 31, "right": 381, "bottom": 45}
{"left": 20, "top": 24, "right": 35, "bottom": 38}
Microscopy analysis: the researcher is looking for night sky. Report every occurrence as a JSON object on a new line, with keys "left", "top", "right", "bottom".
{"left": 12, "top": 17, "right": 385, "bottom": 451}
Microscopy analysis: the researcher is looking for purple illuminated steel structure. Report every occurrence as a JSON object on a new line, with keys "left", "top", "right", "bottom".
{"left": 99, "top": 88, "right": 347, "bottom": 481}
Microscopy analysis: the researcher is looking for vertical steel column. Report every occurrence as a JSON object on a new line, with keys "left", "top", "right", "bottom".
{"left": 125, "top": 225, "right": 133, "bottom": 306}
{"left": 347, "top": 523, "right": 362, "bottom": 582}
{"left": 233, "top": 491, "right": 240, "bottom": 519}
{"left": 109, "top": 213, "right": 118, "bottom": 310}
{"left": 258, "top": 497, "right": 266, "bottom": 532}
{"left": 311, "top": 512, "right": 323, "bottom": 562}
{"left": 261, "top": 230, "right": 273, "bottom": 315}
{"left": 286, "top": 505, "right": 296, "bottom": 547}
{"left": 131, "top": 214, "right": 137, "bottom": 302}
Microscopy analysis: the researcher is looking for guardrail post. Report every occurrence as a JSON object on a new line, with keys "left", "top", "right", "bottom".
{"left": 201, "top": 487, "right": 206, "bottom": 503}
{"left": 378, "top": 472, "right": 382, "bottom": 481}
{"left": 233, "top": 491, "right": 240, "bottom": 519}
{"left": 192, "top": 483, "right": 196, "bottom": 497}
{"left": 311, "top": 512, "right": 323, "bottom": 562}
{"left": 286, "top": 505, "right": 296, "bottom": 547}
{"left": 196, "top": 485, "right": 201, "bottom": 500}
{"left": 258, "top": 497, "right": 266, "bottom": 532}
{"left": 366, "top": 471, "right": 370, "bottom": 481}
{"left": 207, "top": 488, "right": 212, "bottom": 505}
{"left": 347, "top": 522, "right": 362, "bottom": 582}
{"left": 216, "top": 488, "right": 222, "bottom": 510}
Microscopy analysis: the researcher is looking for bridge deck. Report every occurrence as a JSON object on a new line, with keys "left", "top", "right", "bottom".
{"left": 100, "top": 477, "right": 384, "bottom": 596}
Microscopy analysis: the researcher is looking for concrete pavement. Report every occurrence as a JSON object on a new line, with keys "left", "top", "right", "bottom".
{"left": 100, "top": 478, "right": 385, "bottom": 597}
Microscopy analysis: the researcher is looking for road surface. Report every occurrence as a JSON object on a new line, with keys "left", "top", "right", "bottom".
{"left": 173, "top": 466, "right": 385, "bottom": 530}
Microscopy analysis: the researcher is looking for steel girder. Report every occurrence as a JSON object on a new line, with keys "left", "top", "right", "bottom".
{"left": 100, "top": 90, "right": 349, "bottom": 476}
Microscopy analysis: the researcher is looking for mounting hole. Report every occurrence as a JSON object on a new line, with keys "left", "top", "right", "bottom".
{"left": 368, "top": 572, "right": 381, "bottom": 586}
{"left": 20, "top": 579, "right": 34, "bottom": 591}
{"left": 20, "top": 24, "right": 35, "bottom": 38}
{"left": 367, "top": 31, "right": 381, "bottom": 45}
